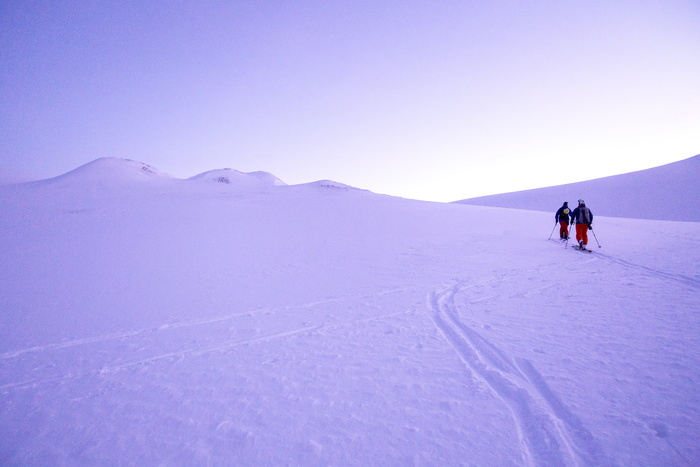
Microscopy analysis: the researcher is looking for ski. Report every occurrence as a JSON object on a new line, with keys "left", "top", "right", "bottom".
{"left": 571, "top": 245, "right": 593, "bottom": 253}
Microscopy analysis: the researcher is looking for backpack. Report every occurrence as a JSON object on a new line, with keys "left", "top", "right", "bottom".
{"left": 577, "top": 207, "right": 592, "bottom": 224}
{"left": 558, "top": 207, "right": 570, "bottom": 221}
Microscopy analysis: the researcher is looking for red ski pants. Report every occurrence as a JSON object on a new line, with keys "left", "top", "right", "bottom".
{"left": 575, "top": 223, "right": 589, "bottom": 245}
{"left": 559, "top": 221, "right": 569, "bottom": 238}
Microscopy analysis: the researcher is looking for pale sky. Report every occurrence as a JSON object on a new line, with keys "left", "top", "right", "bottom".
{"left": 1, "top": 0, "right": 698, "bottom": 201}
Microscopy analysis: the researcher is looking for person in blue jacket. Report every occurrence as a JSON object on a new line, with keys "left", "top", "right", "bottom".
{"left": 554, "top": 202, "right": 572, "bottom": 239}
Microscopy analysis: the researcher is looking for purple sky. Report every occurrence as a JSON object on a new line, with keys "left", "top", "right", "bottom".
{"left": 2, "top": 1, "right": 699, "bottom": 200}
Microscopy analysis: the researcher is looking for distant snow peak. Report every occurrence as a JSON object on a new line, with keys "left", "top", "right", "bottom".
{"left": 308, "top": 180, "right": 357, "bottom": 189}
{"left": 38, "top": 158, "right": 291, "bottom": 191}
{"left": 189, "top": 168, "right": 287, "bottom": 187}
{"left": 88, "top": 158, "right": 166, "bottom": 177}
{"left": 48, "top": 157, "right": 172, "bottom": 185}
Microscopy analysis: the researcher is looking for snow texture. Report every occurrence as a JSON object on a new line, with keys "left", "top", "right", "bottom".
{"left": 1, "top": 157, "right": 699, "bottom": 465}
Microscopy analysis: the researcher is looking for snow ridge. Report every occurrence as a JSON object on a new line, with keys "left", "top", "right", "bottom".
{"left": 456, "top": 154, "right": 700, "bottom": 221}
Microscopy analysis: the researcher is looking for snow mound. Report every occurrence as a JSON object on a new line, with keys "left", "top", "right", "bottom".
{"left": 455, "top": 154, "right": 700, "bottom": 221}
{"left": 302, "top": 180, "right": 360, "bottom": 189}
{"left": 40, "top": 157, "right": 171, "bottom": 185}
{"left": 189, "top": 169, "right": 286, "bottom": 187}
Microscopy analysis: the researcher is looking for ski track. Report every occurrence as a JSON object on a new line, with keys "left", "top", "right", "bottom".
{"left": 551, "top": 238, "right": 699, "bottom": 288}
{"left": 0, "top": 325, "right": 320, "bottom": 391}
{"left": 593, "top": 252, "right": 700, "bottom": 288}
{"left": 0, "top": 288, "right": 416, "bottom": 392}
{"left": 0, "top": 286, "right": 412, "bottom": 360}
{"left": 428, "top": 281, "right": 608, "bottom": 467}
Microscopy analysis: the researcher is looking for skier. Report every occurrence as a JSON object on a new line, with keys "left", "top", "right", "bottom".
{"left": 571, "top": 199, "right": 593, "bottom": 249}
{"left": 554, "top": 202, "right": 571, "bottom": 240}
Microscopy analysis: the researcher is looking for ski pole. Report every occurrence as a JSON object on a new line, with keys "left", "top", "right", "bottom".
{"left": 548, "top": 222, "right": 557, "bottom": 240}
{"left": 591, "top": 227, "right": 601, "bottom": 248}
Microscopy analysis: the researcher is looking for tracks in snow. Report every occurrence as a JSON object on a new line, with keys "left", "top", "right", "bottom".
{"left": 428, "top": 282, "right": 606, "bottom": 466}
{"left": 0, "top": 287, "right": 409, "bottom": 361}
{"left": 593, "top": 252, "right": 700, "bottom": 288}
{"left": 552, "top": 238, "right": 700, "bottom": 288}
{"left": 0, "top": 287, "right": 415, "bottom": 391}
{"left": 0, "top": 324, "right": 323, "bottom": 392}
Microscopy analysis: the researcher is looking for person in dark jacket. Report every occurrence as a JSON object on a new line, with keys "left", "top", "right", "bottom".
{"left": 571, "top": 199, "right": 593, "bottom": 249}
{"left": 554, "top": 202, "right": 571, "bottom": 240}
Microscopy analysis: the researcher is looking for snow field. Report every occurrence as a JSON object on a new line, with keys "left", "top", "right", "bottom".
{"left": 1, "top": 160, "right": 699, "bottom": 465}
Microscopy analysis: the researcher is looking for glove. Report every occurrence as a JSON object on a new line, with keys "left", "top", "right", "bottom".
{"left": 588, "top": 224, "right": 593, "bottom": 230}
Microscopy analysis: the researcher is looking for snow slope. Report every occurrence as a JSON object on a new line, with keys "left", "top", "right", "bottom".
{"left": 1, "top": 158, "right": 699, "bottom": 465}
{"left": 456, "top": 154, "right": 700, "bottom": 222}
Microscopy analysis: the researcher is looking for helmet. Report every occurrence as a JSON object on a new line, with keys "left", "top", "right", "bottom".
{"left": 578, "top": 199, "right": 585, "bottom": 205}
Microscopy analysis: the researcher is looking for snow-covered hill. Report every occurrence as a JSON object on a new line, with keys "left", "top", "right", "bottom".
{"left": 189, "top": 168, "right": 287, "bottom": 188}
{"left": 456, "top": 155, "right": 700, "bottom": 222}
{"left": 1, "top": 158, "right": 699, "bottom": 465}
{"left": 41, "top": 157, "right": 173, "bottom": 184}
